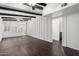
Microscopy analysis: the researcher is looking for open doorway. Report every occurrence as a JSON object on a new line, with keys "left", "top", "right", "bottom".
{"left": 52, "top": 17, "right": 63, "bottom": 43}
{"left": 59, "top": 17, "right": 63, "bottom": 44}
{"left": 52, "top": 17, "right": 65, "bottom": 55}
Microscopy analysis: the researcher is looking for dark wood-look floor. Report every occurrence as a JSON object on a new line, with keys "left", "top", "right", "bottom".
{"left": 52, "top": 40, "right": 66, "bottom": 56}
{"left": 0, "top": 35, "right": 52, "bottom": 56}
{"left": 63, "top": 47, "right": 79, "bottom": 56}
{"left": 0, "top": 35, "right": 67, "bottom": 56}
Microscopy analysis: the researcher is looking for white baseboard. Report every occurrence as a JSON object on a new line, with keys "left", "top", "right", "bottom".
{"left": 27, "top": 34, "right": 53, "bottom": 43}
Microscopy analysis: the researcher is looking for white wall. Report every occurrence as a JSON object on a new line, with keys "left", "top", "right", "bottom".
{"left": 62, "top": 16, "right": 67, "bottom": 47}
{"left": 51, "top": 12, "right": 79, "bottom": 50}
{"left": 60, "top": 12, "right": 79, "bottom": 50}
{"left": 27, "top": 16, "right": 52, "bottom": 42}
{"left": 66, "top": 13, "right": 79, "bottom": 50}
{"left": 0, "top": 17, "right": 3, "bottom": 41}
{"left": 2, "top": 21, "right": 27, "bottom": 38}
{"left": 52, "top": 12, "right": 79, "bottom": 50}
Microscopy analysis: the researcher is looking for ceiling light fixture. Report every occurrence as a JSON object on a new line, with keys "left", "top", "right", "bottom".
{"left": 23, "top": 3, "right": 36, "bottom": 10}
{"left": 28, "top": 3, "right": 36, "bottom": 6}
{"left": 32, "top": 3, "right": 36, "bottom": 6}
{"left": 28, "top": 3, "right": 36, "bottom": 10}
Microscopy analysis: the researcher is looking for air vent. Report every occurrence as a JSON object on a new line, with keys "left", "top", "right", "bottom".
{"left": 61, "top": 3, "right": 68, "bottom": 7}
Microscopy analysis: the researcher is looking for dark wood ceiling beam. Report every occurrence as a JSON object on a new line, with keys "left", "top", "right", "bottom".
{"left": 0, "top": 13, "right": 36, "bottom": 18}
{"left": 35, "top": 5, "right": 43, "bottom": 10}
{"left": 2, "top": 17, "right": 30, "bottom": 21}
{"left": 0, "top": 6, "right": 42, "bottom": 16}
{"left": 37, "top": 3, "right": 47, "bottom": 6}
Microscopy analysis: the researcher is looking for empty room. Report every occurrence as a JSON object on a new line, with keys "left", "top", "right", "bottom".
{"left": 0, "top": 2, "right": 79, "bottom": 56}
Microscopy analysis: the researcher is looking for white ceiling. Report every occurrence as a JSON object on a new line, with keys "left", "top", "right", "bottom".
{"left": 0, "top": 3, "right": 63, "bottom": 17}
{"left": 46, "top": 3, "right": 61, "bottom": 9}
{"left": 42, "top": 3, "right": 61, "bottom": 16}
{"left": 0, "top": 3, "right": 42, "bottom": 14}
